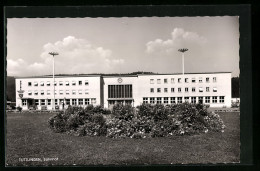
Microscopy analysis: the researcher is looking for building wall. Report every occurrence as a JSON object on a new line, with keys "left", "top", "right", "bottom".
{"left": 16, "top": 76, "right": 101, "bottom": 110}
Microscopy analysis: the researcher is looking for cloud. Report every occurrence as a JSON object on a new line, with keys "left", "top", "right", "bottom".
{"left": 7, "top": 36, "right": 124, "bottom": 76}
{"left": 146, "top": 28, "right": 207, "bottom": 54}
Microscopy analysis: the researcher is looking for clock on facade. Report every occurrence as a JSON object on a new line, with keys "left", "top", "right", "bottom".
{"left": 118, "top": 78, "right": 123, "bottom": 83}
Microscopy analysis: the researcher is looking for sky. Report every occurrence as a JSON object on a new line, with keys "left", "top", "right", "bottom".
{"left": 6, "top": 17, "right": 240, "bottom": 77}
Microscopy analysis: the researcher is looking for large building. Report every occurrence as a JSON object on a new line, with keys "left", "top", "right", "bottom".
{"left": 15, "top": 72, "right": 231, "bottom": 110}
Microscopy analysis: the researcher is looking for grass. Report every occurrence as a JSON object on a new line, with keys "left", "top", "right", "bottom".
{"left": 5, "top": 111, "right": 240, "bottom": 166}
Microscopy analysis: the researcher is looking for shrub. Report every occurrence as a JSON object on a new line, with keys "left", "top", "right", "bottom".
{"left": 17, "top": 106, "right": 22, "bottom": 113}
{"left": 112, "top": 104, "right": 134, "bottom": 121}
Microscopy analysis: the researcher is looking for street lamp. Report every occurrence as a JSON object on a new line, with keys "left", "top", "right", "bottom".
{"left": 49, "top": 52, "right": 59, "bottom": 111}
{"left": 178, "top": 48, "right": 188, "bottom": 103}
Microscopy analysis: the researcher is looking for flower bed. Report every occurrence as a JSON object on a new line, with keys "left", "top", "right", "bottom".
{"left": 48, "top": 103, "right": 225, "bottom": 138}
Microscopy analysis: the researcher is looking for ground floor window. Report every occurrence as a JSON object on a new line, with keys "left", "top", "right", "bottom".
{"left": 72, "top": 99, "right": 77, "bottom": 105}
{"left": 163, "top": 97, "right": 168, "bottom": 104}
{"left": 22, "top": 99, "right": 27, "bottom": 106}
{"left": 198, "top": 96, "right": 203, "bottom": 103}
{"left": 184, "top": 97, "right": 189, "bottom": 102}
{"left": 55, "top": 99, "right": 58, "bottom": 105}
{"left": 91, "top": 98, "right": 96, "bottom": 104}
{"left": 78, "top": 99, "right": 83, "bottom": 105}
{"left": 150, "top": 97, "right": 155, "bottom": 104}
{"left": 59, "top": 99, "right": 64, "bottom": 105}
{"left": 41, "top": 99, "right": 45, "bottom": 105}
{"left": 47, "top": 99, "right": 51, "bottom": 105}
{"left": 66, "top": 99, "right": 70, "bottom": 105}
{"left": 191, "top": 97, "right": 196, "bottom": 104}
{"left": 177, "top": 97, "right": 182, "bottom": 103}
{"left": 143, "top": 97, "right": 148, "bottom": 104}
{"left": 212, "top": 96, "right": 218, "bottom": 103}
{"left": 157, "top": 97, "right": 162, "bottom": 104}
{"left": 170, "top": 97, "right": 176, "bottom": 104}
{"left": 219, "top": 96, "right": 225, "bottom": 103}
{"left": 35, "top": 99, "right": 39, "bottom": 105}
{"left": 205, "top": 96, "right": 210, "bottom": 103}
{"left": 85, "top": 98, "right": 90, "bottom": 105}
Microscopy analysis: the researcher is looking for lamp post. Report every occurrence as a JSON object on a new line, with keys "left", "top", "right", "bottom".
{"left": 178, "top": 48, "right": 188, "bottom": 103}
{"left": 49, "top": 52, "right": 59, "bottom": 111}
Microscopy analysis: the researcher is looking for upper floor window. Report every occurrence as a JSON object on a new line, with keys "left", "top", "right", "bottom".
{"left": 206, "top": 87, "right": 210, "bottom": 92}
{"left": 171, "top": 88, "right": 175, "bottom": 93}
{"left": 164, "top": 79, "right": 168, "bottom": 84}
{"left": 85, "top": 80, "right": 89, "bottom": 86}
{"left": 185, "top": 87, "right": 188, "bottom": 92}
{"left": 34, "top": 91, "right": 38, "bottom": 95}
{"left": 47, "top": 81, "right": 50, "bottom": 86}
{"left": 213, "top": 77, "right": 217, "bottom": 82}
{"left": 78, "top": 90, "right": 82, "bottom": 95}
{"left": 178, "top": 88, "right": 181, "bottom": 92}
{"left": 72, "top": 90, "right": 76, "bottom": 95}
{"left": 28, "top": 91, "right": 32, "bottom": 96}
{"left": 66, "top": 90, "right": 70, "bottom": 95}
{"left": 72, "top": 81, "right": 76, "bottom": 86}
{"left": 59, "top": 81, "right": 63, "bottom": 86}
{"left": 213, "top": 87, "right": 217, "bottom": 92}
{"left": 157, "top": 79, "right": 161, "bottom": 84}
{"left": 206, "top": 77, "right": 210, "bottom": 83}
{"left": 164, "top": 88, "right": 168, "bottom": 93}
{"left": 65, "top": 81, "right": 69, "bottom": 86}
{"left": 150, "top": 79, "right": 154, "bottom": 84}
{"left": 54, "top": 82, "right": 57, "bottom": 86}
{"left": 199, "top": 77, "right": 203, "bottom": 83}
{"left": 171, "top": 78, "right": 174, "bottom": 83}
{"left": 150, "top": 88, "right": 154, "bottom": 93}
{"left": 79, "top": 81, "right": 82, "bottom": 86}
{"left": 41, "top": 90, "right": 44, "bottom": 95}
{"left": 40, "top": 81, "right": 44, "bottom": 86}
{"left": 192, "top": 87, "right": 196, "bottom": 92}
{"left": 199, "top": 87, "right": 203, "bottom": 92}
{"left": 185, "top": 78, "right": 188, "bottom": 83}
{"left": 85, "top": 89, "right": 89, "bottom": 95}
{"left": 28, "top": 82, "right": 32, "bottom": 86}
{"left": 59, "top": 90, "right": 63, "bottom": 95}
{"left": 47, "top": 90, "right": 50, "bottom": 95}
{"left": 157, "top": 88, "right": 161, "bottom": 93}
{"left": 34, "top": 82, "right": 38, "bottom": 86}
{"left": 178, "top": 78, "right": 181, "bottom": 83}
{"left": 192, "top": 78, "right": 196, "bottom": 83}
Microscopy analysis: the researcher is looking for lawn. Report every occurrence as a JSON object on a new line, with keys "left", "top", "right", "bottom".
{"left": 5, "top": 111, "right": 240, "bottom": 166}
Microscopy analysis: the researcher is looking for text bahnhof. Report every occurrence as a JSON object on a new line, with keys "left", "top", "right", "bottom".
{"left": 16, "top": 72, "right": 231, "bottom": 110}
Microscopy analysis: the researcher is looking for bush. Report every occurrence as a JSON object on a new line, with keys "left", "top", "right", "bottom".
{"left": 17, "top": 106, "right": 22, "bottom": 113}
{"left": 112, "top": 104, "right": 134, "bottom": 121}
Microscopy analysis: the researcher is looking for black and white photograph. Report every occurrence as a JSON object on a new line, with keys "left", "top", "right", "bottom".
{"left": 5, "top": 7, "right": 242, "bottom": 166}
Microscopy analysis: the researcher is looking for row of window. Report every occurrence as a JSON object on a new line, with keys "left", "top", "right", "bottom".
{"left": 142, "top": 96, "right": 225, "bottom": 104}
{"left": 150, "top": 77, "right": 217, "bottom": 84}
{"left": 22, "top": 98, "right": 96, "bottom": 106}
{"left": 27, "top": 89, "right": 89, "bottom": 96}
{"left": 27, "top": 80, "right": 89, "bottom": 87}
{"left": 150, "top": 87, "right": 217, "bottom": 93}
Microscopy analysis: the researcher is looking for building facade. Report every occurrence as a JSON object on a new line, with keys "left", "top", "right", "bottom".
{"left": 15, "top": 72, "right": 231, "bottom": 110}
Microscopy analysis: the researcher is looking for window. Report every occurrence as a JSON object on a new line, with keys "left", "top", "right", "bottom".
{"left": 213, "top": 87, "right": 217, "bottom": 92}
{"left": 156, "top": 97, "right": 162, "bottom": 104}
{"left": 192, "top": 87, "right": 196, "bottom": 92}
{"left": 22, "top": 99, "right": 27, "bottom": 106}
{"left": 191, "top": 97, "right": 196, "bottom": 104}
{"left": 34, "top": 91, "right": 38, "bottom": 95}
{"left": 28, "top": 91, "right": 32, "bottom": 96}
{"left": 150, "top": 79, "right": 154, "bottom": 84}
{"left": 171, "top": 88, "right": 175, "bottom": 93}
{"left": 59, "top": 81, "right": 63, "bottom": 86}
{"left": 184, "top": 97, "right": 189, "bottom": 102}
{"left": 157, "top": 79, "right": 161, "bottom": 84}
{"left": 72, "top": 99, "right": 77, "bottom": 105}
{"left": 185, "top": 78, "right": 188, "bottom": 83}
{"left": 91, "top": 98, "right": 96, "bottom": 104}
{"left": 78, "top": 99, "right": 83, "bottom": 105}
{"left": 150, "top": 88, "right": 154, "bottom": 93}
{"left": 178, "top": 78, "right": 181, "bottom": 83}
{"left": 163, "top": 97, "right": 168, "bottom": 104}
{"left": 206, "top": 77, "right": 209, "bottom": 83}
{"left": 206, "top": 87, "right": 210, "bottom": 92}
{"left": 65, "top": 99, "right": 70, "bottom": 105}
{"left": 34, "top": 82, "right": 38, "bottom": 86}
{"left": 72, "top": 90, "right": 76, "bottom": 95}
{"left": 85, "top": 99, "right": 90, "bottom": 105}
{"left": 170, "top": 97, "right": 176, "bottom": 104}
{"left": 219, "top": 96, "right": 225, "bottom": 103}
{"left": 199, "top": 87, "right": 203, "bottom": 92}
{"left": 150, "top": 97, "right": 155, "bottom": 104}
{"left": 205, "top": 96, "right": 210, "bottom": 103}
{"left": 55, "top": 90, "right": 57, "bottom": 95}
{"left": 164, "top": 88, "right": 168, "bottom": 93}
{"left": 199, "top": 77, "right": 203, "bottom": 83}
{"left": 35, "top": 100, "right": 39, "bottom": 105}
{"left": 59, "top": 99, "right": 64, "bottom": 105}
{"left": 41, "top": 90, "right": 44, "bottom": 95}
{"left": 143, "top": 97, "right": 148, "bottom": 104}
{"left": 47, "top": 81, "right": 50, "bottom": 86}
{"left": 212, "top": 96, "right": 217, "bottom": 103}
{"left": 185, "top": 87, "right": 188, "bottom": 92}
{"left": 85, "top": 80, "right": 89, "bottom": 86}
{"left": 47, "top": 99, "right": 51, "bottom": 105}
{"left": 198, "top": 97, "right": 203, "bottom": 103}
{"left": 40, "top": 81, "right": 44, "bottom": 86}
{"left": 72, "top": 81, "right": 76, "bottom": 86}
{"left": 55, "top": 99, "right": 58, "bottom": 105}
{"left": 65, "top": 81, "right": 69, "bottom": 86}
{"left": 66, "top": 90, "right": 69, "bottom": 95}
{"left": 79, "top": 81, "right": 82, "bottom": 86}
{"left": 171, "top": 78, "right": 174, "bottom": 83}
{"left": 47, "top": 90, "right": 50, "bottom": 95}
{"left": 59, "top": 90, "right": 63, "bottom": 95}
{"left": 164, "top": 79, "right": 168, "bottom": 84}
{"left": 41, "top": 99, "right": 45, "bottom": 105}
{"left": 177, "top": 97, "right": 182, "bottom": 103}
{"left": 192, "top": 78, "right": 196, "bottom": 83}
{"left": 85, "top": 89, "right": 89, "bottom": 95}
{"left": 28, "top": 82, "right": 32, "bottom": 86}
{"left": 213, "top": 77, "right": 217, "bottom": 82}
{"left": 54, "top": 82, "right": 57, "bottom": 86}
{"left": 78, "top": 90, "right": 82, "bottom": 95}
{"left": 157, "top": 88, "right": 161, "bottom": 93}
{"left": 178, "top": 88, "right": 181, "bottom": 92}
